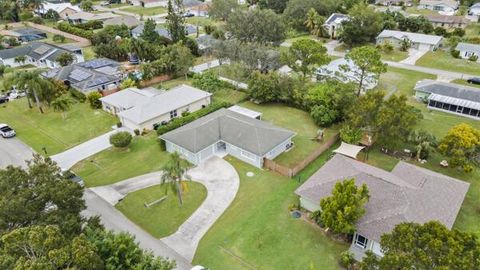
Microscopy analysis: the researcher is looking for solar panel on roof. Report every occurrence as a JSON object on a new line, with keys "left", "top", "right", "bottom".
{"left": 69, "top": 69, "right": 92, "bottom": 81}
{"left": 34, "top": 45, "right": 51, "bottom": 55}
{"left": 79, "top": 59, "right": 112, "bottom": 69}
{"left": 86, "top": 76, "right": 111, "bottom": 87}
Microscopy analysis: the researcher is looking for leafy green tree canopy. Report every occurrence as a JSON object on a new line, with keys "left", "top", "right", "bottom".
{"left": 282, "top": 38, "right": 330, "bottom": 77}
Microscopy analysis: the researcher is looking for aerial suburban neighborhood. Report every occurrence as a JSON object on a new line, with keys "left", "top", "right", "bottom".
{"left": 0, "top": 0, "right": 480, "bottom": 269}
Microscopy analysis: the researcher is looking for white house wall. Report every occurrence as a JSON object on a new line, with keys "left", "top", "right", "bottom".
{"left": 265, "top": 137, "right": 293, "bottom": 160}
{"left": 225, "top": 142, "right": 263, "bottom": 168}
{"left": 165, "top": 141, "right": 199, "bottom": 164}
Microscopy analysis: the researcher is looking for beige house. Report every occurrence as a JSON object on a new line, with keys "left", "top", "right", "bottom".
{"left": 425, "top": 14, "right": 469, "bottom": 29}
{"left": 101, "top": 85, "right": 212, "bottom": 130}
{"left": 37, "top": 3, "right": 81, "bottom": 19}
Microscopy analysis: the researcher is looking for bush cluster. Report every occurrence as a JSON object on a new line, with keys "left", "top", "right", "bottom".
{"left": 57, "top": 22, "right": 94, "bottom": 40}
{"left": 74, "top": 20, "right": 103, "bottom": 30}
{"left": 156, "top": 101, "right": 232, "bottom": 135}
{"left": 109, "top": 131, "right": 133, "bottom": 148}
{"left": 70, "top": 88, "right": 86, "bottom": 102}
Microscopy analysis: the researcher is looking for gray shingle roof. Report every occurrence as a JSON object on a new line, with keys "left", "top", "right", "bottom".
{"left": 295, "top": 154, "right": 470, "bottom": 241}
{"left": 456, "top": 42, "right": 480, "bottom": 55}
{"left": 324, "top": 13, "right": 349, "bottom": 25}
{"left": 415, "top": 79, "right": 480, "bottom": 103}
{"left": 0, "top": 42, "right": 73, "bottom": 62}
{"left": 377, "top": 30, "right": 443, "bottom": 45}
{"left": 161, "top": 108, "right": 295, "bottom": 156}
{"left": 103, "top": 15, "right": 141, "bottom": 28}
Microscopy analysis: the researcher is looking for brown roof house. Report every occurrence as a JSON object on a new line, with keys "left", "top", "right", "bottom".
{"left": 425, "top": 14, "right": 469, "bottom": 29}
{"left": 295, "top": 154, "right": 469, "bottom": 261}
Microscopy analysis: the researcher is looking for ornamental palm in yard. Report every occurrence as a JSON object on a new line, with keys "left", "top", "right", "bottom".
{"left": 51, "top": 96, "right": 73, "bottom": 119}
{"left": 12, "top": 70, "right": 52, "bottom": 113}
{"left": 160, "top": 152, "right": 192, "bottom": 206}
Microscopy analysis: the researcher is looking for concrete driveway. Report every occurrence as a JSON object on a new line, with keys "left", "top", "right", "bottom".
{"left": 400, "top": 48, "right": 428, "bottom": 65}
{"left": 50, "top": 128, "right": 127, "bottom": 170}
{"left": 89, "top": 156, "right": 240, "bottom": 262}
{"left": 0, "top": 137, "right": 35, "bottom": 168}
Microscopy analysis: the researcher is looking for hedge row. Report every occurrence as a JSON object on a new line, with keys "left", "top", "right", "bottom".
{"left": 156, "top": 101, "right": 232, "bottom": 135}
{"left": 70, "top": 88, "right": 86, "bottom": 102}
{"left": 57, "top": 22, "right": 94, "bottom": 40}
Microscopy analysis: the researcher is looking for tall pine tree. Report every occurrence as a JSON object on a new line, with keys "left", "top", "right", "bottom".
{"left": 166, "top": 0, "right": 186, "bottom": 43}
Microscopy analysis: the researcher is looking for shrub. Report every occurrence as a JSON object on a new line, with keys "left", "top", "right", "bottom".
{"left": 339, "top": 251, "right": 355, "bottom": 269}
{"left": 134, "top": 129, "right": 140, "bottom": 136}
{"left": 192, "top": 70, "right": 224, "bottom": 93}
{"left": 450, "top": 49, "right": 460, "bottom": 58}
{"left": 109, "top": 131, "right": 132, "bottom": 148}
{"left": 204, "top": 25, "right": 216, "bottom": 35}
{"left": 468, "top": 55, "right": 478, "bottom": 62}
{"left": 452, "top": 27, "right": 465, "bottom": 37}
{"left": 158, "top": 138, "right": 166, "bottom": 151}
{"left": 57, "top": 22, "right": 94, "bottom": 40}
{"left": 52, "top": 34, "right": 66, "bottom": 43}
{"left": 116, "top": 122, "right": 122, "bottom": 128}
{"left": 156, "top": 101, "right": 232, "bottom": 135}
{"left": 309, "top": 210, "right": 323, "bottom": 227}
{"left": 70, "top": 88, "right": 86, "bottom": 102}
{"left": 86, "top": 92, "right": 102, "bottom": 109}
{"left": 30, "top": 16, "right": 44, "bottom": 24}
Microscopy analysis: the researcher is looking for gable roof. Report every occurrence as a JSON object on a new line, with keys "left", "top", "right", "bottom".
{"left": 67, "top": 11, "right": 119, "bottom": 21}
{"left": 37, "top": 2, "right": 81, "bottom": 14}
{"left": 41, "top": 58, "right": 122, "bottom": 93}
{"left": 377, "top": 30, "right": 443, "bottom": 45}
{"left": 100, "top": 87, "right": 163, "bottom": 109}
{"left": 324, "top": 13, "right": 349, "bottom": 25}
{"left": 118, "top": 84, "right": 212, "bottom": 124}
{"left": 295, "top": 154, "right": 470, "bottom": 241}
{"left": 414, "top": 79, "right": 480, "bottom": 103}
{"left": 103, "top": 15, "right": 141, "bottom": 28}
{"left": 456, "top": 42, "right": 480, "bottom": 55}
{"left": 161, "top": 108, "right": 295, "bottom": 156}
{"left": 132, "top": 23, "right": 197, "bottom": 40}
{"left": 419, "top": 0, "right": 459, "bottom": 8}
{"left": 0, "top": 42, "right": 77, "bottom": 62}
{"left": 425, "top": 14, "right": 469, "bottom": 24}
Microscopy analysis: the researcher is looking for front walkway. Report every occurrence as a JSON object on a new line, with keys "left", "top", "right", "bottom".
{"left": 399, "top": 48, "right": 428, "bottom": 65}
{"left": 89, "top": 156, "right": 240, "bottom": 262}
{"left": 50, "top": 128, "right": 128, "bottom": 169}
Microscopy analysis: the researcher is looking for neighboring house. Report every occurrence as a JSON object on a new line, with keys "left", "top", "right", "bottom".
{"left": 323, "top": 13, "right": 349, "bottom": 39}
{"left": 414, "top": 79, "right": 480, "bottom": 120}
{"left": 375, "top": 0, "right": 413, "bottom": 6}
{"left": 455, "top": 42, "right": 480, "bottom": 59}
{"left": 36, "top": 2, "right": 81, "bottom": 19}
{"left": 67, "top": 12, "right": 119, "bottom": 24}
{"left": 196, "top": 34, "right": 218, "bottom": 54}
{"left": 295, "top": 154, "right": 469, "bottom": 261}
{"left": 376, "top": 30, "right": 443, "bottom": 51}
{"left": 160, "top": 108, "right": 295, "bottom": 168}
{"left": 418, "top": 0, "right": 459, "bottom": 14}
{"left": 132, "top": 23, "right": 197, "bottom": 40}
{"left": 100, "top": 87, "right": 163, "bottom": 114}
{"left": 315, "top": 58, "right": 378, "bottom": 92}
{"left": 103, "top": 15, "right": 141, "bottom": 28}
{"left": 41, "top": 58, "right": 123, "bottom": 94}
{"left": 116, "top": 84, "right": 212, "bottom": 130}
{"left": 469, "top": 2, "right": 480, "bottom": 15}
{"left": 130, "top": 0, "right": 166, "bottom": 8}
{"left": 8, "top": 28, "right": 48, "bottom": 42}
{"left": 0, "top": 42, "right": 84, "bottom": 68}
{"left": 425, "top": 14, "right": 469, "bottom": 28}
{"left": 184, "top": 0, "right": 209, "bottom": 16}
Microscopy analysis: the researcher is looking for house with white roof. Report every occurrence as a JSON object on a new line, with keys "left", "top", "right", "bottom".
{"left": 469, "top": 2, "right": 480, "bottom": 15}
{"left": 108, "top": 84, "right": 212, "bottom": 130}
{"left": 455, "top": 42, "right": 480, "bottom": 60}
{"left": 418, "top": 0, "right": 459, "bottom": 15}
{"left": 376, "top": 30, "right": 443, "bottom": 51}
{"left": 67, "top": 12, "right": 119, "bottom": 24}
{"left": 36, "top": 2, "right": 81, "bottom": 19}
{"left": 323, "top": 13, "right": 349, "bottom": 39}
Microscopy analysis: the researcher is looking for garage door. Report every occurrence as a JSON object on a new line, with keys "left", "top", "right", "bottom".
{"left": 418, "top": 43, "right": 431, "bottom": 52}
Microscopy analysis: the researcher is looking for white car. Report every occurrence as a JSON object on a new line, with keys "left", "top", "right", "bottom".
{"left": 8, "top": 90, "right": 26, "bottom": 100}
{"left": 190, "top": 266, "right": 208, "bottom": 270}
{"left": 0, "top": 124, "right": 16, "bottom": 138}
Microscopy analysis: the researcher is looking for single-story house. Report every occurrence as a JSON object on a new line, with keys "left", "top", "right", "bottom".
{"left": 117, "top": 84, "right": 212, "bottom": 130}
{"left": 100, "top": 87, "right": 163, "bottom": 115}
{"left": 36, "top": 2, "right": 81, "bottom": 19}
{"left": 183, "top": 0, "right": 209, "bottom": 16}
{"left": 130, "top": 0, "right": 166, "bottom": 8}
{"left": 425, "top": 14, "right": 469, "bottom": 28}
{"left": 41, "top": 58, "right": 123, "bottom": 94}
{"left": 418, "top": 0, "right": 459, "bottom": 14}
{"left": 469, "top": 2, "right": 480, "bottom": 15}
{"left": 0, "top": 42, "right": 84, "bottom": 68}
{"left": 9, "top": 28, "right": 48, "bottom": 42}
{"left": 323, "top": 13, "right": 349, "bottom": 39}
{"left": 315, "top": 58, "right": 378, "bottom": 92}
{"left": 103, "top": 15, "right": 141, "bottom": 28}
{"left": 67, "top": 12, "right": 119, "bottom": 24}
{"left": 414, "top": 79, "right": 480, "bottom": 120}
{"left": 160, "top": 108, "right": 295, "bottom": 168}
{"left": 455, "top": 42, "right": 480, "bottom": 60}
{"left": 376, "top": 30, "right": 443, "bottom": 51}
{"left": 295, "top": 154, "right": 469, "bottom": 261}
{"left": 132, "top": 23, "right": 197, "bottom": 40}
{"left": 375, "top": 0, "right": 413, "bottom": 6}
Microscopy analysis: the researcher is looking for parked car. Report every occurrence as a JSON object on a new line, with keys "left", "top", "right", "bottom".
{"left": 0, "top": 124, "right": 16, "bottom": 138}
{"left": 100, "top": 1, "right": 110, "bottom": 6}
{"left": 7, "top": 90, "right": 26, "bottom": 99}
{"left": 61, "top": 169, "right": 85, "bottom": 187}
{"left": 183, "top": 12, "right": 195, "bottom": 17}
{"left": 0, "top": 95, "right": 9, "bottom": 104}
{"left": 467, "top": 77, "right": 480, "bottom": 85}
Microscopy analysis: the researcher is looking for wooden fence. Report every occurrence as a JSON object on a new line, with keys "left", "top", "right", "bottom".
{"left": 264, "top": 134, "right": 339, "bottom": 178}
{"left": 139, "top": 74, "right": 173, "bottom": 88}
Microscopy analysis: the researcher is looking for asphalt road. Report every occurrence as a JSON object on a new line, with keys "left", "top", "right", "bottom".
{"left": 0, "top": 137, "right": 35, "bottom": 169}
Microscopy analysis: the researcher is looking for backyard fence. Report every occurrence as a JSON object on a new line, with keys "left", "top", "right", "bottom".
{"left": 264, "top": 134, "right": 339, "bottom": 178}
{"left": 139, "top": 74, "right": 173, "bottom": 88}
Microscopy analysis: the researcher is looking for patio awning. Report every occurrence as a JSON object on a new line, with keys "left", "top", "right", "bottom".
{"left": 333, "top": 142, "right": 365, "bottom": 160}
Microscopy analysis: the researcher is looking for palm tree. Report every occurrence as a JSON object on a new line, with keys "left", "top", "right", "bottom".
{"left": 13, "top": 71, "right": 50, "bottom": 113}
{"left": 304, "top": 8, "right": 318, "bottom": 33}
{"left": 311, "top": 15, "right": 326, "bottom": 37}
{"left": 160, "top": 152, "right": 192, "bottom": 206}
{"left": 51, "top": 96, "right": 73, "bottom": 119}
{"left": 14, "top": 56, "right": 26, "bottom": 66}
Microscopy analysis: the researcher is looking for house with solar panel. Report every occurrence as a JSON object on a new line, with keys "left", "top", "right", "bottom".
{"left": 414, "top": 79, "right": 480, "bottom": 120}
{"left": 0, "top": 42, "right": 84, "bottom": 68}
{"left": 41, "top": 58, "right": 124, "bottom": 94}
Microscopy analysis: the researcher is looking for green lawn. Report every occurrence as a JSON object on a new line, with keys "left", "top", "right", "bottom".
{"left": 185, "top": 17, "right": 216, "bottom": 27}
{"left": 380, "top": 50, "right": 408, "bottom": 62}
{"left": 0, "top": 98, "right": 117, "bottom": 155}
{"left": 210, "top": 64, "right": 251, "bottom": 83}
{"left": 405, "top": 6, "right": 438, "bottom": 16}
{"left": 213, "top": 88, "right": 247, "bottom": 104}
{"left": 378, "top": 66, "right": 436, "bottom": 98}
{"left": 239, "top": 102, "right": 338, "bottom": 167}
{"left": 72, "top": 133, "right": 170, "bottom": 187}
{"left": 193, "top": 155, "right": 347, "bottom": 270}
{"left": 82, "top": 46, "right": 96, "bottom": 61}
{"left": 122, "top": 6, "right": 167, "bottom": 16}
{"left": 465, "top": 23, "right": 480, "bottom": 40}
{"left": 451, "top": 79, "right": 480, "bottom": 89}
{"left": 116, "top": 182, "right": 207, "bottom": 238}
{"left": 416, "top": 50, "right": 480, "bottom": 76}
{"left": 43, "top": 32, "right": 75, "bottom": 44}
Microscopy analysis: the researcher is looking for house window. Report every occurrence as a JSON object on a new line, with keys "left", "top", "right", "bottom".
{"left": 241, "top": 150, "right": 256, "bottom": 161}
{"left": 170, "top": 110, "right": 178, "bottom": 119}
{"left": 355, "top": 234, "right": 368, "bottom": 249}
